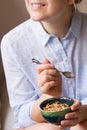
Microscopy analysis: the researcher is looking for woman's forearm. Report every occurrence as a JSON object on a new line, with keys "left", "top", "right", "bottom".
{"left": 31, "top": 94, "right": 53, "bottom": 122}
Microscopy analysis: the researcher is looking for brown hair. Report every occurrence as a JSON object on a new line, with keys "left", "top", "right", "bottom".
{"left": 75, "top": 0, "right": 82, "bottom": 4}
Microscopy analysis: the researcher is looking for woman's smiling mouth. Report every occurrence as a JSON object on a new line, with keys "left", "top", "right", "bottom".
{"left": 31, "top": 3, "right": 46, "bottom": 10}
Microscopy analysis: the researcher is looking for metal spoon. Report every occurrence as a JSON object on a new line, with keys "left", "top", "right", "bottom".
{"left": 32, "top": 58, "right": 75, "bottom": 78}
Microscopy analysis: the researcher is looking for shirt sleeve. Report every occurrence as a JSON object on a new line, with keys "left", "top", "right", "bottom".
{"left": 1, "top": 35, "right": 39, "bottom": 129}
{"left": 81, "top": 98, "right": 87, "bottom": 105}
{"left": 14, "top": 101, "right": 37, "bottom": 129}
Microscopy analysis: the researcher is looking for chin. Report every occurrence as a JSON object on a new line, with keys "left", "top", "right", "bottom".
{"left": 30, "top": 13, "right": 46, "bottom": 22}
{"left": 31, "top": 17, "right": 43, "bottom": 22}
{"left": 31, "top": 17, "right": 40, "bottom": 21}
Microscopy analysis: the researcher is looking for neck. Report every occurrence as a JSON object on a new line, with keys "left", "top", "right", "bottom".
{"left": 41, "top": 8, "right": 73, "bottom": 39}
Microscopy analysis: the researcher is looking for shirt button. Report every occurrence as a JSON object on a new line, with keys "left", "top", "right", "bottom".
{"left": 68, "top": 80, "right": 72, "bottom": 85}
{"left": 65, "top": 58, "right": 68, "bottom": 62}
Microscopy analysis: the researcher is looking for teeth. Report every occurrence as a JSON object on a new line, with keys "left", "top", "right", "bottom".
{"left": 32, "top": 3, "right": 41, "bottom": 7}
{"left": 32, "top": 3, "right": 45, "bottom": 8}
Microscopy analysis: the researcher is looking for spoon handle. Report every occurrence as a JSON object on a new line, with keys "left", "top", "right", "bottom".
{"left": 32, "top": 58, "right": 41, "bottom": 64}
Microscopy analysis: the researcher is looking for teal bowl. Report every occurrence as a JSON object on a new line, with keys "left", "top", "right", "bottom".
{"left": 40, "top": 96, "right": 74, "bottom": 125}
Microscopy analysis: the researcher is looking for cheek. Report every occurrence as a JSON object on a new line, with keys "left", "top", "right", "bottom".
{"left": 25, "top": 0, "right": 29, "bottom": 6}
{"left": 48, "top": 1, "right": 67, "bottom": 14}
{"left": 25, "top": 0, "right": 30, "bottom": 13}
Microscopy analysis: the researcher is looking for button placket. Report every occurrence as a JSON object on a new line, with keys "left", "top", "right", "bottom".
{"left": 56, "top": 42, "right": 71, "bottom": 72}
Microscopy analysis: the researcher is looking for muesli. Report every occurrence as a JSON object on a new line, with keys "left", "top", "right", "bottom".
{"left": 43, "top": 101, "right": 69, "bottom": 112}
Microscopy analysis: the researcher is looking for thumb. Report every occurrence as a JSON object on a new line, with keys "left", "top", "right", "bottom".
{"left": 71, "top": 99, "right": 81, "bottom": 111}
{"left": 43, "top": 58, "right": 51, "bottom": 64}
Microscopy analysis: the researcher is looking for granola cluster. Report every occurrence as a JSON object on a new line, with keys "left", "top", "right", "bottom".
{"left": 43, "top": 101, "right": 69, "bottom": 112}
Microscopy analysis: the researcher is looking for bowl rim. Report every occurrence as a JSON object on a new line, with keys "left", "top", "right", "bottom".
{"left": 40, "top": 96, "right": 74, "bottom": 113}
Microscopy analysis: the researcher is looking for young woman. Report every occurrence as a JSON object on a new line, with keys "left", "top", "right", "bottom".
{"left": 1, "top": 0, "right": 87, "bottom": 130}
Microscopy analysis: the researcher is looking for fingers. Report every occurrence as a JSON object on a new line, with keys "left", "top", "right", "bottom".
{"left": 37, "top": 68, "right": 59, "bottom": 77}
{"left": 36, "top": 59, "right": 62, "bottom": 96}
{"left": 39, "top": 81, "right": 58, "bottom": 93}
{"left": 37, "top": 58, "right": 55, "bottom": 74}
{"left": 37, "top": 59, "right": 60, "bottom": 88}
{"left": 37, "top": 63, "right": 55, "bottom": 74}
{"left": 60, "top": 118, "right": 79, "bottom": 128}
{"left": 59, "top": 103, "right": 82, "bottom": 129}
{"left": 37, "top": 65, "right": 60, "bottom": 88}
{"left": 65, "top": 110, "right": 80, "bottom": 120}
{"left": 71, "top": 99, "right": 81, "bottom": 111}
{"left": 42, "top": 58, "right": 51, "bottom": 64}
{"left": 37, "top": 74, "right": 58, "bottom": 87}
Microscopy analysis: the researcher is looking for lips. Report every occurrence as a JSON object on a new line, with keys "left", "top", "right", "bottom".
{"left": 32, "top": 3, "right": 45, "bottom": 7}
{"left": 31, "top": 2, "right": 45, "bottom": 10}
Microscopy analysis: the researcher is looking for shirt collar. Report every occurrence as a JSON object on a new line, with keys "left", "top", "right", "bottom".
{"left": 70, "top": 10, "right": 82, "bottom": 38}
{"left": 30, "top": 19, "right": 51, "bottom": 46}
{"left": 30, "top": 10, "right": 82, "bottom": 46}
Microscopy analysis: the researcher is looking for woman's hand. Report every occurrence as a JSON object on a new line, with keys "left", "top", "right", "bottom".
{"left": 36, "top": 58, "right": 62, "bottom": 97}
{"left": 59, "top": 99, "right": 87, "bottom": 129}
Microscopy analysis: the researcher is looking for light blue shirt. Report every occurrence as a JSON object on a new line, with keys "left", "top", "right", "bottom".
{"left": 1, "top": 10, "right": 87, "bottom": 130}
